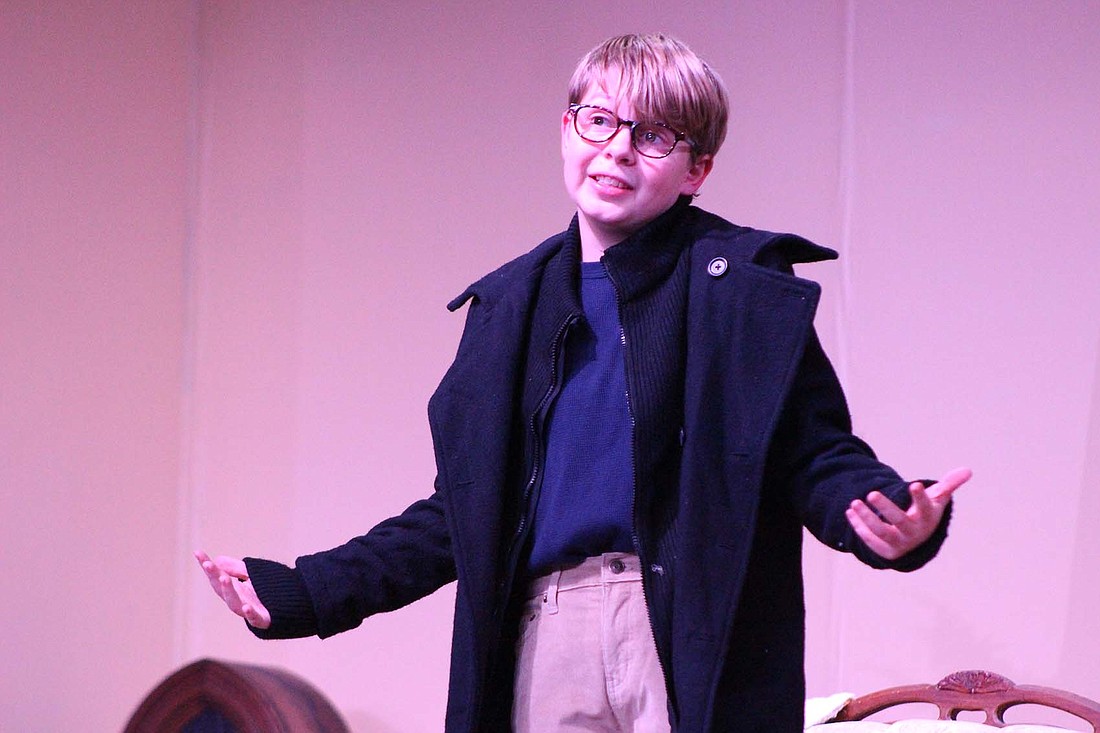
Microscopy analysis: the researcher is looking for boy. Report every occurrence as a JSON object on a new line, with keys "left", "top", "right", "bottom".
{"left": 198, "top": 33, "right": 968, "bottom": 732}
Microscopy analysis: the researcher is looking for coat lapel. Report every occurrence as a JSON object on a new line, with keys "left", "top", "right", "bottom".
{"left": 675, "top": 242, "right": 823, "bottom": 641}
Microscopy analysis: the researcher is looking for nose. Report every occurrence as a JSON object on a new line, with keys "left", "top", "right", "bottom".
{"left": 603, "top": 123, "right": 636, "bottom": 163}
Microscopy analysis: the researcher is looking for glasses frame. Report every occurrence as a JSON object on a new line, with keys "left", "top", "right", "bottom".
{"left": 567, "top": 104, "right": 696, "bottom": 159}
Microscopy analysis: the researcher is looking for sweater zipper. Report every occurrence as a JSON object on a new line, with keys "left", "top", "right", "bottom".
{"left": 506, "top": 314, "right": 578, "bottom": 579}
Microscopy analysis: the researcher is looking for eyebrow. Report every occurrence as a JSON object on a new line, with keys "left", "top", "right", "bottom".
{"left": 578, "top": 102, "right": 666, "bottom": 126}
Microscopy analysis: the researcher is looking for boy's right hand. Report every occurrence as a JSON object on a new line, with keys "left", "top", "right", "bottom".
{"left": 194, "top": 550, "right": 272, "bottom": 629}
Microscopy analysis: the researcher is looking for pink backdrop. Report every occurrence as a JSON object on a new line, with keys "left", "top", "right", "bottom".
{"left": 3, "top": 2, "right": 1098, "bottom": 731}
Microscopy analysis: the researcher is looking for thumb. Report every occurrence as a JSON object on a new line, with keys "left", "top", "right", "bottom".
{"left": 929, "top": 467, "right": 972, "bottom": 501}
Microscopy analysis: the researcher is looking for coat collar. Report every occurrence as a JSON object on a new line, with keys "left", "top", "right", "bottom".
{"left": 600, "top": 194, "right": 694, "bottom": 303}
{"left": 449, "top": 195, "right": 699, "bottom": 314}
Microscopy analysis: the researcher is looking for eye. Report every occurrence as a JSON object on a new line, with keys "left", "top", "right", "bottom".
{"left": 588, "top": 113, "right": 611, "bottom": 127}
{"left": 638, "top": 125, "right": 676, "bottom": 146}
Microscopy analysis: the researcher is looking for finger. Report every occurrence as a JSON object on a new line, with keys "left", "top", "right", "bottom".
{"left": 241, "top": 602, "right": 271, "bottom": 629}
{"left": 908, "top": 482, "right": 936, "bottom": 518}
{"left": 196, "top": 553, "right": 229, "bottom": 595}
{"left": 196, "top": 551, "right": 238, "bottom": 581}
{"left": 847, "top": 499, "right": 889, "bottom": 534}
{"left": 212, "top": 555, "right": 250, "bottom": 581}
{"left": 846, "top": 505, "right": 901, "bottom": 560}
{"left": 217, "top": 573, "right": 246, "bottom": 616}
{"left": 927, "top": 467, "right": 972, "bottom": 501}
{"left": 195, "top": 551, "right": 219, "bottom": 580}
{"left": 863, "top": 491, "right": 909, "bottom": 525}
{"left": 848, "top": 498, "right": 908, "bottom": 546}
{"left": 902, "top": 484, "right": 947, "bottom": 546}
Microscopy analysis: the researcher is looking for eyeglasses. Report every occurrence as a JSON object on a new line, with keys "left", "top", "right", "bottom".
{"left": 568, "top": 104, "right": 695, "bottom": 159}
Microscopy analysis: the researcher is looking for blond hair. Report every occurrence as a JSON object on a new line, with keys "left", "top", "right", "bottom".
{"left": 568, "top": 33, "right": 729, "bottom": 158}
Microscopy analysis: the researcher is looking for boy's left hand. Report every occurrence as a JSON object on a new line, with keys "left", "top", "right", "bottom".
{"left": 845, "top": 467, "right": 971, "bottom": 560}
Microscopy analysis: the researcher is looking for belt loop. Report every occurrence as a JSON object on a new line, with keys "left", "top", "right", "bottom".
{"left": 544, "top": 569, "right": 562, "bottom": 615}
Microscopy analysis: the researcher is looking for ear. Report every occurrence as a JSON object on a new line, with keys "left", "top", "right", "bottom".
{"left": 679, "top": 154, "right": 714, "bottom": 196}
{"left": 561, "top": 109, "right": 573, "bottom": 157}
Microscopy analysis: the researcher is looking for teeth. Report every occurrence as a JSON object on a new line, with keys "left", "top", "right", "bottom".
{"left": 594, "top": 175, "right": 629, "bottom": 189}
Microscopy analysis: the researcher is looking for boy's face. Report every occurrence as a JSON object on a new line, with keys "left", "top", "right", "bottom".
{"left": 562, "top": 74, "right": 713, "bottom": 255}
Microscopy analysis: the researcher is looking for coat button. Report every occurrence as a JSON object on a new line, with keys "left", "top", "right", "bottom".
{"left": 707, "top": 257, "right": 728, "bottom": 277}
{"left": 609, "top": 558, "right": 626, "bottom": 574}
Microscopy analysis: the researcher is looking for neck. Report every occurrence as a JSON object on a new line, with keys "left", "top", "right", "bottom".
{"left": 576, "top": 196, "right": 693, "bottom": 262}
{"left": 577, "top": 218, "right": 628, "bottom": 262}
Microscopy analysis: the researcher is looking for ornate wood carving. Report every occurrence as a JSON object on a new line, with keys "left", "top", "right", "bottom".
{"left": 937, "top": 670, "right": 1015, "bottom": 694}
{"left": 832, "top": 669, "right": 1100, "bottom": 731}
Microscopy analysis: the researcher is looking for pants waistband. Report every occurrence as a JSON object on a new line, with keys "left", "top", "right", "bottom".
{"left": 525, "top": 553, "right": 641, "bottom": 614}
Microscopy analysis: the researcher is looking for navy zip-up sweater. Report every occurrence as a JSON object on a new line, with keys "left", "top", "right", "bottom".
{"left": 525, "top": 261, "right": 635, "bottom": 575}
{"left": 244, "top": 198, "right": 951, "bottom": 732}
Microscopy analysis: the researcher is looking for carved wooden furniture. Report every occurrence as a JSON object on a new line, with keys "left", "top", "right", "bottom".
{"left": 832, "top": 670, "right": 1100, "bottom": 730}
{"left": 123, "top": 657, "right": 350, "bottom": 733}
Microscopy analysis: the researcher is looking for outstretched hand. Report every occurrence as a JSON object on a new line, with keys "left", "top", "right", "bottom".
{"left": 845, "top": 467, "right": 971, "bottom": 561}
{"left": 194, "top": 550, "right": 272, "bottom": 629}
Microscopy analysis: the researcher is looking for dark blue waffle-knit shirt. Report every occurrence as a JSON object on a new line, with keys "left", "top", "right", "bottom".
{"left": 526, "top": 261, "right": 634, "bottom": 575}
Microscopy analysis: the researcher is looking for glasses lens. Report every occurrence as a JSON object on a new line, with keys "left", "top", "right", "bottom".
{"left": 574, "top": 106, "right": 620, "bottom": 142}
{"left": 633, "top": 123, "right": 679, "bottom": 158}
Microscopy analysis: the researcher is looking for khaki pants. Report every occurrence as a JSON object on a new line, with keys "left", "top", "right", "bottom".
{"left": 512, "top": 553, "right": 671, "bottom": 733}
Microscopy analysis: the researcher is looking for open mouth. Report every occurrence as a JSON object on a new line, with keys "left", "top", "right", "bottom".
{"left": 591, "top": 174, "right": 632, "bottom": 190}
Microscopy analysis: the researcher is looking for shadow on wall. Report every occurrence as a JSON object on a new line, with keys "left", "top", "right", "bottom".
{"left": 1060, "top": 327, "right": 1100, "bottom": 697}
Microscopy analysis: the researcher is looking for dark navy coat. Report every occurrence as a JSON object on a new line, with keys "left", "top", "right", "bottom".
{"left": 284, "top": 204, "right": 950, "bottom": 732}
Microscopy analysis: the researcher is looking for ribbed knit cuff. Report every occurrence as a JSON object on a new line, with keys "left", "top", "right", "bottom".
{"left": 242, "top": 557, "right": 320, "bottom": 640}
{"left": 856, "top": 479, "right": 952, "bottom": 572}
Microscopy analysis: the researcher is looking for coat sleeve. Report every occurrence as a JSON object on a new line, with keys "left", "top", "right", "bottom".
{"left": 768, "top": 327, "right": 951, "bottom": 571}
{"left": 244, "top": 484, "right": 456, "bottom": 640}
